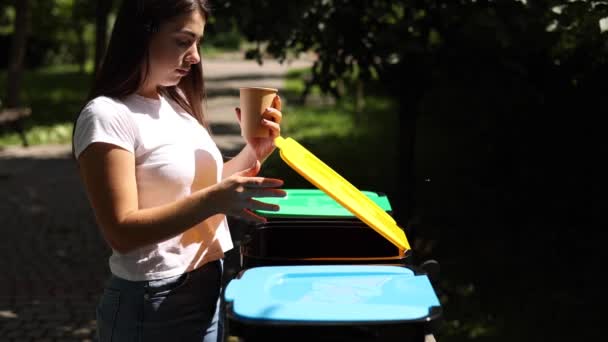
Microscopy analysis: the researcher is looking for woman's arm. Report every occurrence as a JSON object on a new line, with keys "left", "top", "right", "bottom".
{"left": 78, "top": 142, "right": 284, "bottom": 254}
{"left": 223, "top": 144, "right": 257, "bottom": 179}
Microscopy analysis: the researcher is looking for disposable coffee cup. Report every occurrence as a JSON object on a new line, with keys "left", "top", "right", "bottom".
{"left": 239, "top": 87, "right": 281, "bottom": 138}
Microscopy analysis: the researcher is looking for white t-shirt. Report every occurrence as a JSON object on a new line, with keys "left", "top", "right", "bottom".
{"left": 73, "top": 93, "right": 233, "bottom": 281}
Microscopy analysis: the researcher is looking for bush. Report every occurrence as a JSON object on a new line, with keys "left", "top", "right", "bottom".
{"left": 0, "top": 34, "right": 54, "bottom": 69}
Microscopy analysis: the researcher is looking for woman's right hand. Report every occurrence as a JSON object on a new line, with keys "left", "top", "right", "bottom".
{"left": 211, "top": 160, "right": 286, "bottom": 223}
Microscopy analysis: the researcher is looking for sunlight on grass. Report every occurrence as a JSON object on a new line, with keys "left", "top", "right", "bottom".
{"left": 37, "top": 64, "right": 85, "bottom": 74}
{"left": 282, "top": 106, "right": 354, "bottom": 140}
{"left": 285, "top": 68, "right": 321, "bottom": 95}
{"left": 261, "top": 66, "right": 400, "bottom": 194}
{"left": 0, "top": 122, "right": 73, "bottom": 145}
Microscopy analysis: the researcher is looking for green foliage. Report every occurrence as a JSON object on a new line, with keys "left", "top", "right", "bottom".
{"left": 36, "top": 0, "right": 95, "bottom": 67}
{"left": 219, "top": 0, "right": 607, "bottom": 102}
{"left": 0, "top": 65, "right": 90, "bottom": 146}
{"left": 0, "top": 3, "right": 14, "bottom": 34}
{"left": 0, "top": 0, "right": 243, "bottom": 70}
{"left": 204, "top": 15, "right": 243, "bottom": 50}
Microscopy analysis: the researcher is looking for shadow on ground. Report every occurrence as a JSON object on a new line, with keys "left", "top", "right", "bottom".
{"left": 0, "top": 157, "right": 109, "bottom": 340}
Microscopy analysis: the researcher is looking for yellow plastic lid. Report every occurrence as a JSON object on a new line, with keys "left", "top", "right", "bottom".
{"left": 274, "top": 136, "right": 411, "bottom": 251}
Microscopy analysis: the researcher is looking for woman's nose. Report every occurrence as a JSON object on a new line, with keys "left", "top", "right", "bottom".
{"left": 186, "top": 44, "right": 200, "bottom": 65}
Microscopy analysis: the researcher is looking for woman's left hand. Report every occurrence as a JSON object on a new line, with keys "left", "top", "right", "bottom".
{"left": 235, "top": 95, "right": 282, "bottom": 163}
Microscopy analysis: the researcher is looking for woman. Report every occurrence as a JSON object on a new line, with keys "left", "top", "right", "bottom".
{"left": 72, "top": 1, "right": 285, "bottom": 341}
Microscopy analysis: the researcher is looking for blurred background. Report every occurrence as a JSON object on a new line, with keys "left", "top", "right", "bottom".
{"left": 0, "top": 0, "right": 602, "bottom": 341}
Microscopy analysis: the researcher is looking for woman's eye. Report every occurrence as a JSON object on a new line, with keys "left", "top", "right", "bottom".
{"left": 177, "top": 40, "right": 192, "bottom": 48}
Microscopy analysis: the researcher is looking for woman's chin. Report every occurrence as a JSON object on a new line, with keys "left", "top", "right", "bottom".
{"left": 160, "top": 77, "right": 182, "bottom": 87}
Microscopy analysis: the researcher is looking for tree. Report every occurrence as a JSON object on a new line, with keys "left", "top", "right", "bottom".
{"left": 94, "top": 0, "right": 113, "bottom": 74}
{"left": 217, "top": 0, "right": 607, "bottom": 224}
{"left": 72, "top": 0, "right": 95, "bottom": 73}
{"left": 6, "top": 0, "right": 29, "bottom": 107}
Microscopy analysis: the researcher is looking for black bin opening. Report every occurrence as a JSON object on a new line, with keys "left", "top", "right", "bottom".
{"left": 241, "top": 220, "right": 401, "bottom": 259}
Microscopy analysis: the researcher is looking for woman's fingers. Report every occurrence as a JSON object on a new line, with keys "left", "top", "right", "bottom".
{"left": 262, "top": 119, "right": 281, "bottom": 138}
{"left": 240, "top": 208, "right": 267, "bottom": 223}
{"left": 246, "top": 187, "right": 287, "bottom": 198}
{"left": 237, "top": 199, "right": 281, "bottom": 223}
{"left": 247, "top": 198, "right": 280, "bottom": 212}
{"left": 242, "top": 177, "right": 284, "bottom": 188}
{"left": 262, "top": 107, "right": 282, "bottom": 124}
{"left": 272, "top": 94, "right": 282, "bottom": 111}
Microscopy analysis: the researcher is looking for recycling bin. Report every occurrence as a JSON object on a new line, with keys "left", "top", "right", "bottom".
{"left": 224, "top": 265, "right": 441, "bottom": 342}
{"left": 222, "top": 137, "right": 441, "bottom": 341}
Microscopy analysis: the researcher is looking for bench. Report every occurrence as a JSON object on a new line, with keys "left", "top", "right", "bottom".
{"left": 0, "top": 106, "right": 31, "bottom": 147}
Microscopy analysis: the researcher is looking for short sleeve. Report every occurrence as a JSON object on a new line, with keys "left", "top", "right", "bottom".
{"left": 73, "top": 97, "right": 137, "bottom": 159}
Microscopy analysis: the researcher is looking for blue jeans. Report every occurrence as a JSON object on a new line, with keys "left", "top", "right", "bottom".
{"left": 96, "top": 260, "right": 224, "bottom": 342}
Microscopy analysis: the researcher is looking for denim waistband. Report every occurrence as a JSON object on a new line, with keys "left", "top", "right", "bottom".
{"left": 105, "top": 259, "right": 222, "bottom": 291}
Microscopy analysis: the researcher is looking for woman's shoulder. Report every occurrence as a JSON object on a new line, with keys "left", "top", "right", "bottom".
{"left": 73, "top": 95, "right": 138, "bottom": 158}
{"left": 80, "top": 95, "right": 131, "bottom": 120}
{"left": 84, "top": 95, "right": 127, "bottom": 112}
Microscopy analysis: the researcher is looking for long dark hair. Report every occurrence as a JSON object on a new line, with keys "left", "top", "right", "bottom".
{"left": 73, "top": 0, "right": 211, "bottom": 150}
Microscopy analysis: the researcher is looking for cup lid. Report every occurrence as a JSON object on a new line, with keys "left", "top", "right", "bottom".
{"left": 273, "top": 136, "right": 410, "bottom": 251}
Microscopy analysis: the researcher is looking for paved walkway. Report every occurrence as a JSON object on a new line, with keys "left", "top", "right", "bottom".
{"left": 0, "top": 56, "right": 311, "bottom": 341}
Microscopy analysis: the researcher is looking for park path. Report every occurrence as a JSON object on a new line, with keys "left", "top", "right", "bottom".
{"left": 0, "top": 55, "right": 311, "bottom": 341}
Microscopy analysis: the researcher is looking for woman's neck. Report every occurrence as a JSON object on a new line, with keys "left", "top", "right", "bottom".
{"left": 136, "top": 83, "right": 161, "bottom": 100}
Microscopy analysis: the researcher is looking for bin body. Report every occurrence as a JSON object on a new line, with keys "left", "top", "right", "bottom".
{"left": 224, "top": 265, "right": 441, "bottom": 342}
{"left": 241, "top": 220, "right": 408, "bottom": 268}
{"left": 235, "top": 189, "right": 408, "bottom": 269}
{"left": 227, "top": 189, "right": 390, "bottom": 256}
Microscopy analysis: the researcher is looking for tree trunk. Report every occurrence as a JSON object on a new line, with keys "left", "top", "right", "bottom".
{"left": 94, "top": 0, "right": 113, "bottom": 74}
{"left": 396, "top": 97, "right": 418, "bottom": 225}
{"left": 73, "top": 1, "right": 88, "bottom": 74}
{"left": 76, "top": 25, "right": 87, "bottom": 74}
{"left": 6, "top": 0, "right": 30, "bottom": 108}
{"left": 354, "top": 79, "right": 365, "bottom": 123}
{"left": 385, "top": 61, "right": 424, "bottom": 227}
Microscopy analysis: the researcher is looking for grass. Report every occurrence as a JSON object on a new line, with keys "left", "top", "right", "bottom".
{"left": 283, "top": 68, "right": 320, "bottom": 95}
{"left": 0, "top": 122, "right": 73, "bottom": 146}
{"left": 0, "top": 64, "right": 91, "bottom": 146}
{"left": 261, "top": 69, "right": 400, "bottom": 197}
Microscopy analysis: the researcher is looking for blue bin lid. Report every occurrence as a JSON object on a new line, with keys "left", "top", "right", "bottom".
{"left": 224, "top": 265, "right": 440, "bottom": 323}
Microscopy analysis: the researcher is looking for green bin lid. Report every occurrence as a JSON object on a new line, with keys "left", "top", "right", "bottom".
{"left": 254, "top": 188, "right": 392, "bottom": 218}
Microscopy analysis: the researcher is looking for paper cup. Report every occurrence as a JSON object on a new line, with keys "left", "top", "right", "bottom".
{"left": 239, "top": 87, "right": 280, "bottom": 138}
